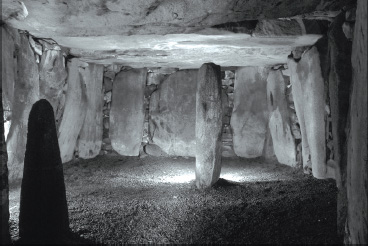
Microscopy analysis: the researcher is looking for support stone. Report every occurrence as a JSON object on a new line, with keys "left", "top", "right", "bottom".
{"left": 57, "top": 59, "right": 87, "bottom": 163}
{"left": 77, "top": 63, "right": 104, "bottom": 159}
{"left": 110, "top": 68, "right": 147, "bottom": 156}
{"left": 288, "top": 46, "right": 327, "bottom": 179}
{"left": 19, "top": 99, "right": 69, "bottom": 243}
{"left": 195, "top": 63, "right": 222, "bottom": 189}
{"left": 346, "top": 0, "right": 367, "bottom": 243}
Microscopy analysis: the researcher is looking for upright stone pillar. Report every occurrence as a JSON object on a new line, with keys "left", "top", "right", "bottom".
{"left": 19, "top": 99, "right": 69, "bottom": 243}
{"left": 195, "top": 63, "right": 222, "bottom": 188}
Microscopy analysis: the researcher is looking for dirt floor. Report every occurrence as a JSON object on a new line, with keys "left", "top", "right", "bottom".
{"left": 9, "top": 154, "right": 340, "bottom": 244}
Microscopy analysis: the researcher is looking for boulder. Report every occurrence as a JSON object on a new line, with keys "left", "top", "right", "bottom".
{"left": 195, "top": 63, "right": 223, "bottom": 188}
{"left": 6, "top": 32, "right": 40, "bottom": 181}
{"left": 288, "top": 46, "right": 326, "bottom": 178}
{"left": 110, "top": 68, "right": 146, "bottom": 156}
{"left": 267, "top": 70, "right": 296, "bottom": 166}
{"left": 149, "top": 70, "right": 198, "bottom": 156}
{"left": 231, "top": 67, "right": 269, "bottom": 158}
{"left": 144, "top": 144, "right": 168, "bottom": 157}
{"left": 77, "top": 64, "right": 104, "bottom": 159}
{"left": 346, "top": 1, "right": 367, "bottom": 244}
{"left": 58, "top": 59, "right": 87, "bottom": 163}
{"left": 19, "top": 99, "right": 69, "bottom": 243}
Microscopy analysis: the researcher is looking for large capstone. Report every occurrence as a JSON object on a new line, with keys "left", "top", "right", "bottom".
{"left": 77, "top": 63, "right": 104, "bottom": 159}
{"left": 58, "top": 59, "right": 87, "bottom": 163}
{"left": 267, "top": 70, "right": 296, "bottom": 166}
{"left": 288, "top": 46, "right": 327, "bottom": 179}
{"left": 195, "top": 63, "right": 222, "bottom": 188}
{"left": 110, "top": 68, "right": 147, "bottom": 156}
{"left": 231, "top": 67, "right": 269, "bottom": 158}
{"left": 19, "top": 99, "right": 69, "bottom": 243}
{"left": 149, "top": 70, "right": 197, "bottom": 156}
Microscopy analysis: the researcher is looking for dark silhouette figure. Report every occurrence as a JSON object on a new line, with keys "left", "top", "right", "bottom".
{"left": 19, "top": 99, "right": 69, "bottom": 244}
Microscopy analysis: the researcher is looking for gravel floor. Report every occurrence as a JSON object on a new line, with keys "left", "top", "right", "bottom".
{"left": 9, "top": 154, "right": 340, "bottom": 244}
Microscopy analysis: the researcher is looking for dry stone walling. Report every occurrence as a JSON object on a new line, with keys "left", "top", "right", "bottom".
{"left": 19, "top": 99, "right": 69, "bottom": 243}
{"left": 195, "top": 63, "right": 223, "bottom": 189}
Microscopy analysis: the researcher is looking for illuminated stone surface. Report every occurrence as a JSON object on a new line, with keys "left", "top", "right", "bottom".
{"left": 231, "top": 67, "right": 269, "bottom": 158}
{"left": 346, "top": 1, "right": 367, "bottom": 243}
{"left": 195, "top": 63, "right": 222, "bottom": 188}
{"left": 149, "top": 70, "right": 197, "bottom": 156}
{"left": 288, "top": 47, "right": 327, "bottom": 179}
{"left": 58, "top": 59, "right": 87, "bottom": 163}
{"left": 6, "top": 32, "right": 39, "bottom": 181}
{"left": 110, "top": 68, "right": 146, "bottom": 156}
{"left": 19, "top": 99, "right": 69, "bottom": 243}
{"left": 267, "top": 70, "right": 296, "bottom": 166}
{"left": 77, "top": 63, "right": 104, "bottom": 159}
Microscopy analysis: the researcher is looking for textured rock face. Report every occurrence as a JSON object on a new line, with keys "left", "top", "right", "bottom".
{"left": 19, "top": 99, "right": 69, "bottom": 243}
{"left": 77, "top": 64, "right": 104, "bottom": 159}
{"left": 195, "top": 63, "right": 222, "bottom": 188}
{"left": 6, "top": 32, "right": 40, "bottom": 181}
{"left": 288, "top": 47, "right": 327, "bottom": 179}
{"left": 231, "top": 67, "right": 269, "bottom": 158}
{"left": 267, "top": 70, "right": 296, "bottom": 166}
{"left": 110, "top": 68, "right": 147, "bottom": 156}
{"left": 149, "top": 70, "right": 197, "bottom": 156}
{"left": 346, "top": 1, "right": 367, "bottom": 244}
{"left": 58, "top": 59, "right": 87, "bottom": 163}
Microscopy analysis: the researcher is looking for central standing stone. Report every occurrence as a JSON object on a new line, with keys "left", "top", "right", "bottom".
{"left": 195, "top": 63, "right": 223, "bottom": 188}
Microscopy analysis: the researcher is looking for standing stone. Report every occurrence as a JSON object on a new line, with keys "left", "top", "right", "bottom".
{"left": 149, "top": 70, "right": 197, "bottom": 156}
{"left": 19, "top": 99, "right": 69, "bottom": 243}
{"left": 77, "top": 64, "right": 104, "bottom": 159}
{"left": 1, "top": 89, "right": 11, "bottom": 244}
{"left": 288, "top": 46, "right": 327, "bottom": 179}
{"left": 231, "top": 67, "right": 269, "bottom": 158}
{"left": 195, "top": 63, "right": 222, "bottom": 188}
{"left": 58, "top": 59, "right": 87, "bottom": 163}
{"left": 110, "top": 68, "right": 146, "bottom": 156}
{"left": 6, "top": 32, "right": 40, "bottom": 181}
{"left": 39, "top": 47, "right": 67, "bottom": 113}
{"left": 267, "top": 70, "right": 297, "bottom": 166}
{"left": 346, "top": 1, "right": 367, "bottom": 244}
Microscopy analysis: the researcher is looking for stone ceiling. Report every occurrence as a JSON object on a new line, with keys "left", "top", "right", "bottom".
{"left": 2, "top": 0, "right": 348, "bottom": 69}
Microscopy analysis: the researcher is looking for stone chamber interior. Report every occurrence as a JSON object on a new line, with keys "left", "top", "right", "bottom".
{"left": 1, "top": 0, "right": 367, "bottom": 244}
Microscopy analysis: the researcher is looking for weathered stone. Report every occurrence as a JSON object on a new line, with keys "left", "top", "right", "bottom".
{"left": 149, "top": 70, "right": 198, "bottom": 156}
{"left": 104, "top": 91, "right": 112, "bottom": 103}
{"left": 345, "top": 8, "right": 356, "bottom": 22}
{"left": 104, "top": 70, "right": 115, "bottom": 80}
{"left": 77, "top": 64, "right": 104, "bottom": 159}
{"left": 254, "top": 19, "right": 304, "bottom": 36}
{"left": 58, "top": 59, "right": 87, "bottom": 163}
{"left": 103, "top": 117, "right": 110, "bottom": 130}
{"left": 346, "top": 1, "right": 367, "bottom": 244}
{"left": 19, "top": 99, "right": 69, "bottom": 243}
{"left": 110, "top": 68, "right": 146, "bottom": 156}
{"left": 342, "top": 22, "right": 354, "bottom": 41}
{"left": 103, "top": 77, "right": 113, "bottom": 92}
{"left": 231, "top": 67, "right": 269, "bottom": 158}
{"left": 144, "top": 144, "right": 168, "bottom": 157}
{"left": 267, "top": 70, "right": 297, "bottom": 167}
{"left": 39, "top": 48, "right": 68, "bottom": 113}
{"left": 145, "top": 84, "right": 158, "bottom": 98}
{"left": 195, "top": 63, "right": 222, "bottom": 188}
{"left": 7, "top": 32, "right": 40, "bottom": 181}
{"left": 1, "top": 85, "right": 11, "bottom": 244}
{"left": 146, "top": 72, "right": 167, "bottom": 85}
{"left": 222, "top": 145, "right": 237, "bottom": 157}
{"left": 288, "top": 46, "right": 327, "bottom": 178}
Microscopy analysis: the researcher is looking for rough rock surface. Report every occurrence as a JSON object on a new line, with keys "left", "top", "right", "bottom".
{"left": 110, "top": 68, "right": 146, "bottom": 156}
{"left": 6, "top": 32, "right": 39, "bottom": 181}
{"left": 58, "top": 59, "right": 87, "bottom": 163}
{"left": 77, "top": 64, "right": 104, "bottom": 159}
{"left": 267, "top": 70, "right": 296, "bottom": 166}
{"left": 288, "top": 47, "right": 327, "bottom": 179}
{"left": 19, "top": 99, "right": 69, "bottom": 243}
{"left": 346, "top": 1, "right": 367, "bottom": 244}
{"left": 231, "top": 67, "right": 269, "bottom": 158}
{"left": 149, "top": 70, "right": 197, "bottom": 156}
{"left": 195, "top": 63, "right": 222, "bottom": 188}
{"left": 38, "top": 45, "right": 67, "bottom": 113}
